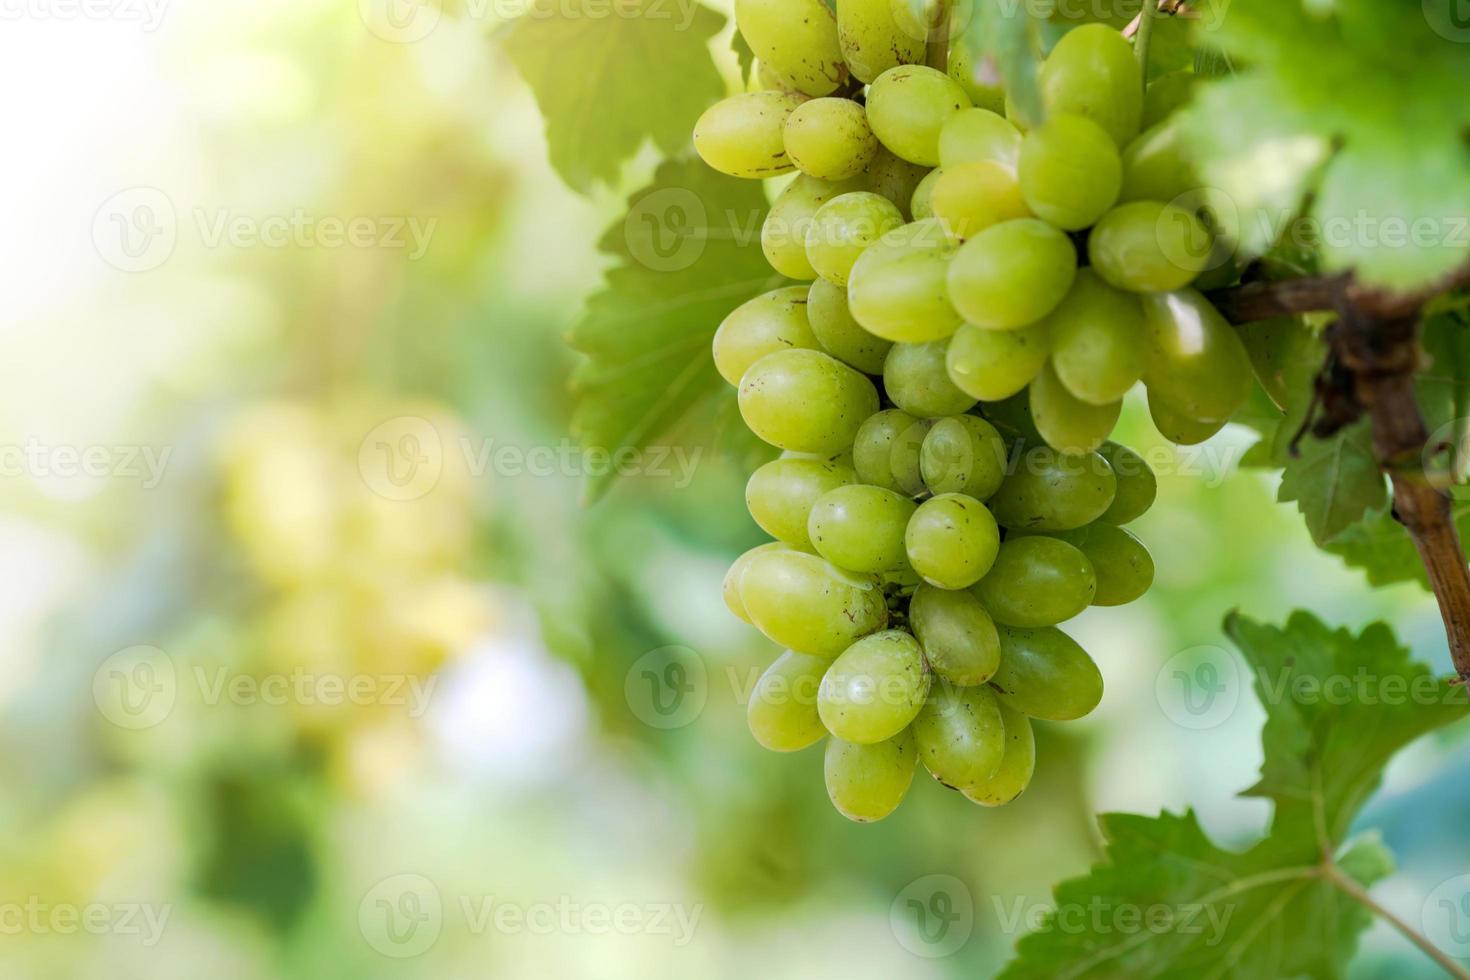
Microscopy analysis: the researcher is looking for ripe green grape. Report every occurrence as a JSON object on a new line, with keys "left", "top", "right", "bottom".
{"left": 883, "top": 339, "right": 978, "bottom": 418}
{"left": 930, "top": 161, "right": 1032, "bottom": 240}
{"left": 836, "top": 0, "right": 925, "bottom": 83}
{"left": 1148, "top": 389, "right": 1227, "bottom": 445}
{"left": 948, "top": 218, "right": 1077, "bottom": 329}
{"left": 747, "top": 650, "right": 828, "bottom": 751}
{"left": 764, "top": 174, "right": 866, "bottom": 280}
{"left": 746, "top": 455, "right": 858, "bottom": 550}
{"left": 742, "top": 550, "right": 888, "bottom": 656}
{"left": 739, "top": 349, "right": 879, "bottom": 453}
{"left": 906, "top": 492, "right": 1001, "bottom": 589}
{"left": 853, "top": 409, "right": 931, "bottom": 495}
{"left": 807, "top": 192, "right": 906, "bottom": 285}
{"left": 920, "top": 415, "right": 1007, "bottom": 500}
{"left": 713, "top": 286, "right": 821, "bottom": 386}
{"left": 694, "top": 91, "right": 808, "bottom": 179}
{"left": 913, "top": 683, "right": 1006, "bottom": 789}
{"left": 807, "top": 278, "right": 893, "bottom": 374}
{"left": 988, "top": 445, "right": 1117, "bottom": 530}
{"left": 908, "top": 584, "right": 1002, "bottom": 685}
{"left": 1044, "top": 269, "right": 1146, "bottom": 406}
{"left": 1038, "top": 23, "right": 1142, "bottom": 146}
{"left": 1140, "top": 289, "right": 1253, "bottom": 423}
{"left": 939, "top": 108, "right": 1022, "bottom": 171}
{"left": 947, "top": 44, "right": 1005, "bottom": 113}
{"left": 962, "top": 702, "right": 1035, "bottom": 806}
{"left": 866, "top": 65, "right": 972, "bottom": 167}
{"left": 847, "top": 219, "right": 964, "bottom": 342}
{"left": 1071, "top": 523, "right": 1154, "bottom": 606}
{"left": 785, "top": 98, "right": 879, "bottom": 181}
{"left": 1142, "top": 69, "right": 1197, "bottom": 130}
{"left": 945, "top": 322, "right": 1049, "bottom": 401}
{"left": 824, "top": 729, "right": 917, "bottom": 822}
{"left": 1017, "top": 114, "right": 1122, "bottom": 230}
{"left": 808, "top": 484, "right": 916, "bottom": 572}
{"left": 1119, "top": 117, "right": 1201, "bottom": 205}
{"left": 723, "top": 541, "right": 789, "bottom": 624}
{"left": 1029, "top": 362, "right": 1122, "bottom": 456}
{"left": 910, "top": 167, "right": 944, "bottom": 220}
{"left": 972, "top": 535, "right": 1097, "bottom": 627}
{"left": 865, "top": 146, "right": 930, "bottom": 218}
{"left": 1096, "top": 442, "right": 1156, "bottom": 524}
{"left": 735, "top": 0, "right": 847, "bottom": 96}
{"left": 990, "top": 625, "right": 1104, "bottom": 721}
{"left": 1089, "top": 201, "right": 1211, "bottom": 293}
{"left": 818, "top": 629, "right": 930, "bottom": 743}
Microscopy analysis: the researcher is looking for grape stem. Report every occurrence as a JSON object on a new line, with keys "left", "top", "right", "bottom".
{"left": 924, "top": 0, "right": 953, "bottom": 72}
{"left": 1131, "top": 0, "right": 1161, "bottom": 81}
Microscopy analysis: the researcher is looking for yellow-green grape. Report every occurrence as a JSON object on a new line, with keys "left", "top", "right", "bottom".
{"left": 808, "top": 278, "right": 893, "bottom": 374}
{"left": 764, "top": 174, "right": 866, "bottom": 280}
{"left": 1096, "top": 442, "right": 1156, "bottom": 524}
{"left": 866, "top": 65, "right": 972, "bottom": 167}
{"left": 908, "top": 584, "right": 1001, "bottom": 685}
{"left": 818, "top": 629, "right": 930, "bottom": 743}
{"left": 847, "top": 219, "right": 964, "bottom": 343}
{"left": 1141, "top": 289, "right": 1253, "bottom": 423}
{"left": 947, "top": 42, "right": 1005, "bottom": 113}
{"left": 1070, "top": 523, "right": 1154, "bottom": 606}
{"left": 972, "top": 536, "right": 1097, "bottom": 627}
{"left": 990, "top": 625, "right": 1104, "bottom": 721}
{"left": 714, "top": 286, "right": 821, "bottom": 386}
{"left": 853, "top": 409, "right": 931, "bottom": 495}
{"left": 1119, "top": 117, "right": 1201, "bottom": 205}
{"left": 962, "top": 702, "right": 1035, "bottom": 806}
{"left": 742, "top": 550, "right": 888, "bottom": 656}
{"left": 723, "top": 541, "right": 789, "bottom": 624}
{"left": 824, "top": 729, "right": 917, "bottom": 822}
{"left": 1038, "top": 23, "right": 1142, "bottom": 146}
{"left": 920, "top": 415, "right": 1007, "bottom": 499}
{"left": 988, "top": 445, "right": 1117, "bottom": 530}
{"left": 739, "top": 349, "right": 880, "bottom": 453}
{"left": 1148, "top": 389, "right": 1227, "bottom": 445}
{"left": 865, "top": 146, "right": 932, "bottom": 219}
{"left": 1142, "top": 69, "right": 1197, "bottom": 130}
{"left": 930, "top": 161, "right": 1032, "bottom": 240}
{"left": 836, "top": 0, "right": 925, "bottom": 83}
{"left": 913, "top": 683, "right": 1006, "bottom": 789}
{"left": 948, "top": 218, "right": 1077, "bottom": 329}
{"left": 1089, "top": 201, "right": 1211, "bottom": 293}
{"left": 1044, "top": 269, "right": 1146, "bottom": 406}
{"left": 694, "top": 91, "right": 808, "bottom": 178}
{"left": 906, "top": 492, "right": 1001, "bottom": 589}
{"left": 784, "top": 98, "right": 880, "bottom": 181}
{"left": 1029, "top": 362, "right": 1122, "bottom": 456}
{"left": 940, "top": 107, "right": 1022, "bottom": 171}
{"left": 979, "top": 391, "right": 1043, "bottom": 443}
{"left": 747, "top": 650, "right": 829, "bottom": 751}
{"left": 1017, "top": 114, "right": 1122, "bottom": 230}
{"left": 910, "top": 167, "right": 944, "bottom": 220}
{"left": 884, "top": 339, "right": 978, "bottom": 418}
{"left": 807, "top": 191, "right": 906, "bottom": 286}
{"left": 945, "top": 322, "right": 1050, "bottom": 401}
{"left": 746, "top": 455, "right": 858, "bottom": 550}
{"left": 808, "top": 484, "right": 916, "bottom": 572}
{"left": 735, "top": 0, "right": 848, "bottom": 97}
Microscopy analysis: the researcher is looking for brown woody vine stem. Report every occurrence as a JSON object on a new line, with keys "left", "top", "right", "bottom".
{"left": 924, "top": 0, "right": 952, "bottom": 72}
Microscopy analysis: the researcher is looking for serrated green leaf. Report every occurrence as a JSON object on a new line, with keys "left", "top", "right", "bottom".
{"left": 1276, "top": 421, "right": 1386, "bottom": 545}
{"left": 1322, "top": 494, "right": 1470, "bottom": 590}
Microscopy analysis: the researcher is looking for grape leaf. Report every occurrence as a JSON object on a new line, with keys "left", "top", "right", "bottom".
{"left": 500, "top": 0, "right": 728, "bottom": 193}
{"left": 955, "top": 0, "right": 1049, "bottom": 126}
{"left": 1275, "top": 421, "right": 1386, "bottom": 546}
{"left": 1323, "top": 493, "right": 1470, "bottom": 590}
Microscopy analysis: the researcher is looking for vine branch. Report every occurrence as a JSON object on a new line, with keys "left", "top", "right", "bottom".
{"left": 924, "top": 0, "right": 953, "bottom": 72}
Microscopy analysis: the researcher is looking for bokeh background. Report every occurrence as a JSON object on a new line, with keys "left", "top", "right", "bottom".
{"left": 1, "top": 1, "right": 1466, "bottom": 977}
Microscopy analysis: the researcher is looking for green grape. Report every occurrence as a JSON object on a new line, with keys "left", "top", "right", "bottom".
{"left": 713, "top": 286, "right": 821, "bottom": 386}
{"left": 853, "top": 409, "right": 931, "bottom": 495}
{"left": 945, "top": 322, "right": 1049, "bottom": 401}
{"left": 990, "top": 625, "right": 1104, "bottom": 721}
{"left": 742, "top": 550, "right": 888, "bottom": 656}
{"left": 982, "top": 390, "right": 1044, "bottom": 444}
{"left": 1029, "top": 362, "right": 1122, "bottom": 456}
{"left": 836, "top": 0, "right": 925, "bottom": 83}
{"left": 1044, "top": 269, "right": 1145, "bottom": 406}
{"left": 735, "top": 0, "right": 847, "bottom": 97}
{"left": 1037, "top": 23, "right": 1142, "bottom": 146}
{"left": 808, "top": 484, "right": 916, "bottom": 572}
{"left": 908, "top": 584, "right": 1001, "bottom": 685}
{"left": 938, "top": 108, "right": 1022, "bottom": 171}
{"left": 972, "top": 535, "right": 1097, "bottom": 627}
{"left": 807, "top": 191, "right": 906, "bottom": 286}
{"left": 962, "top": 702, "right": 1035, "bottom": 806}
{"left": 694, "top": 91, "right": 809, "bottom": 179}
{"left": 723, "top": 541, "right": 789, "bottom": 624}
{"left": 807, "top": 278, "right": 893, "bottom": 374}
{"left": 746, "top": 455, "right": 858, "bottom": 550}
{"left": 739, "top": 349, "right": 880, "bottom": 453}
{"left": 910, "top": 167, "right": 944, "bottom": 220}
{"left": 913, "top": 683, "right": 1005, "bottom": 788}
{"left": 847, "top": 219, "right": 964, "bottom": 343}
{"left": 1119, "top": 117, "right": 1200, "bottom": 205}
{"left": 1096, "top": 442, "right": 1156, "bottom": 524}
{"left": 930, "top": 161, "right": 1032, "bottom": 240}
{"left": 764, "top": 174, "right": 866, "bottom": 280}
{"left": 818, "top": 629, "right": 930, "bottom": 743}
{"left": 747, "top": 650, "right": 829, "bottom": 752}
{"left": 1140, "top": 289, "right": 1253, "bottom": 423}
{"left": 1017, "top": 114, "right": 1122, "bottom": 230}
{"left": 1147, "top": 389, "right": 1227, "bottom": 445}
{"left": 920, "top": 415, "right": 1007, "bottom": 500}
{"left": 988, "top": 445, "right": 1116, "bottom": 530}
{"left": 824, "top": 729, "right": 917, "bottom": 822}
{"left": 1071, "top": 523, "right": 1154, "bottom": 606}
{"left": 884, "top": 339, "right": 978, "bottom": 418}
{"left": 1089, "top": 201, "right": 1211, "bottom": 293}
{"left": 866, "top": 65, "right": 972, "bottom": 167}
{"left": 865, "top": 146, "right": 931, "bottom": 219}
{"left": 1142, "top": 69, "right": 1197, "bottom": 130}
{"left": 906, "top": 492, "right": 1001, "bottom": 589}
{"left": 947, "top": 44, "right": 1005, "bottom": 113}
{"left": 785, "top": 98, "right": 880, "bottom": 181}
{"left": 1238, "top": 316, "right": 1322, "bottom": 412}
{"left": 948, "top": 218, "right": 1077, "bottom": 329}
